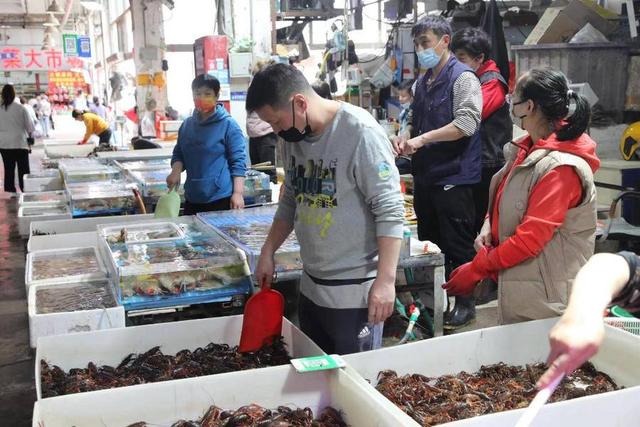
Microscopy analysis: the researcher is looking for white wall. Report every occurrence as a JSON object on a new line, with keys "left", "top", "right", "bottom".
{"left": 162, "top": 0, "right": 218, "bottom": 44}
{"left": 3, "top": 27, "right": 46, "bottom": 45}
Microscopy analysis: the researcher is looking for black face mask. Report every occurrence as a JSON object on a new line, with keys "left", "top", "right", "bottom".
{"left": 278, "top": 100, "right": 312, "bottom": 142}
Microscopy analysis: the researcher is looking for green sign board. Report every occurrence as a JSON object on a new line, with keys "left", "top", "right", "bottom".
{"left": 63, "top": 34, "right": 78, "bottom": 56}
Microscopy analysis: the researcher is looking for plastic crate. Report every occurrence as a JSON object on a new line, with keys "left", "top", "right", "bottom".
{"left": 25, "top": 246, "right": 108, "bottom": 289}
{"left": 100, "top": 221, "right": 253, "bottom": 311}
{"left": 604, "top": 317, "right": 640, "bottom": 336}
{"left": 19, "top": 191, "right": 68, "bottom": 207}
{"left": 197, "top": 205, "right": 302, "bottom": 273}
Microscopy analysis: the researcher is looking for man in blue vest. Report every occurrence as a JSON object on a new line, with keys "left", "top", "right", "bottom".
{"left": 396, "top": 16, "right": 482, "bottom": 329}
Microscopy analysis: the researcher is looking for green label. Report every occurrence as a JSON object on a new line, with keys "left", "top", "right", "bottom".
{"left": 291, "top": 354, "right": 346, "bottom": 373}
{"left": 63, "top": 34, "right": 78, "bottom": 56}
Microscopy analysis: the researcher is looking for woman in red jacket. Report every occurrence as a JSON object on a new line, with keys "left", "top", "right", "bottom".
{"left": 444, "top": 69, "right": 600, "bottom": 324}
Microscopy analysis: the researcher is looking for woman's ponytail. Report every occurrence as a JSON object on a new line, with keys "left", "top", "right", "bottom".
{"left": 556, "top": 89, "right": 591, "bottom": 141}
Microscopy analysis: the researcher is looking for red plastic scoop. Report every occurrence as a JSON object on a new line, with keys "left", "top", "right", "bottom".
{"left": 238, "top": 280, "right": 285, "bottom": 353}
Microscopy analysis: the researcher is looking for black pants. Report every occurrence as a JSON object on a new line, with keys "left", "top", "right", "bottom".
{"left": 98, "top": 129, "right": 112, "bottom": 146}
{"left": 298, "top": 294, "right": 382, "bottom": 355}
{"left": 413, "top": 182, "right": 476, "bottom": 278}
{"left": 183, "top": 196, "right": 231, "bottom": 215}
{"left": 249, "top": 133, "right": 277, "bottom": 182}
{"left": 0, "top": 149, "right": 30, "bottom": 193}
{"left": 472, "top": 166, "right": 503, "bottom": 234}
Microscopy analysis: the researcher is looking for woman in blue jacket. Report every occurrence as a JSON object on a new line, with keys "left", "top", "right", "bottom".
{"left": 167, "top": 74, "right": 247, "bottom": 215}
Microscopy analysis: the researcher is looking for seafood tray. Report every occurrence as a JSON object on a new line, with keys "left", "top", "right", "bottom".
{"left": 33, "top": 362, "right": 408, "bottom": 427}
{"left": 35, "top": 315, "right": 325, "bottom": 400}
{"left": 128, "top": 169, "right": 172, "bottom": 198}
{"left": 28, "top": 214, "right": 156, "bottom": 237}
{"left": 113, "top": 158, "right": 171, "bottom": 172}
{"left": 25, "top": 247, "right": 108, "bottom": 288}
{"left": 61, "top": 165, "right": 122, "bottom": 184}
{"left": 67, "top": 183, "right": 137, "bottom": 217}
{"left": 18, "top": 205, "right": 72, "bottom": 236}
{"left": 100, "top": 222, "right": 253, "bottom": 310}
{"left": 23, "top": 174, "right": 63, "bottom": 192}
{"left": 197, "top": 205, "right": 302, "bottom": 273}
{"left": 98, "top": 221, "right": 184, "bottom": 244}
{"left": 28, "top": 280, "right": 124, "bottom": 348}
{"left": 19, "top": 191, "right": 68, "bottom": 206}
{"left": 342, "top": 317, "right": 640, "bottom": 426}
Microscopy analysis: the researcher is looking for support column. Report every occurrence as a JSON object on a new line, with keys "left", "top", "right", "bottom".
{"left": 130, "top": 0, "right": 168, "bottom": 136}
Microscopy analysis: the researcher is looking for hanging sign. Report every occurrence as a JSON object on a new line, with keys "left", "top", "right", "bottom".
{"left": 63, "top": 34, "right": 78, "bottom": 56}
{"left": 77, "top": 36, "right": 91, "bottom": 58}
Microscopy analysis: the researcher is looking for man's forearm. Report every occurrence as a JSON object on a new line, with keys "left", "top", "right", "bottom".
{"left": 416, "top": 123, "right": 465, "bottom": 147}
{"left": 377, "top": 236, "right": 402, "bottom": 281}
{"left": 565, "top": 254, "right": 630, "bottom": 320}
{"left": 232, "top": 176, "right": 245, "bottom": 195}
{"left": 261, "top": 218, "right": 294, "bottom": 256}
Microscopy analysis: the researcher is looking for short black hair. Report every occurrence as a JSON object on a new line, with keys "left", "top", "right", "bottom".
{"left": 411, "top": 16, "right": 452, "bottom": 39}
{"left": 191, "top": 74, "right": 221, "bottom": 96}
{"left": 71, "top": 109, "right": 84, "bottom": 118}
{"left": 246, "top": 63, "right": 312, "bottom": 112}
{"left": 312, "top": 81, "right": 332, "bottom": 100}
{"left": 451, "top": 27, "right": 491, "bottom": 60}
{"left": 398, "top": 79, "right": 414, "bottom": 93}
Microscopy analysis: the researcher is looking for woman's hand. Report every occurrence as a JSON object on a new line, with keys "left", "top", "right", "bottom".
{"left": 474, "top": 218, "right": 492, "bottom": 252}
{"left": 230, "top": 192, "right": 244, "bottom": 209}
{"left": 166, "top": 170, "right": 181, "bottom": 191}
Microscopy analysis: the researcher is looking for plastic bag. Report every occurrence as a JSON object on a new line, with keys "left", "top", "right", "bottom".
{"left": 154, "top": 189, "right": 180, "bottom": 218}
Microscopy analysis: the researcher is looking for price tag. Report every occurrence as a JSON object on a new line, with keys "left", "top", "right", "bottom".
{"left": 290, "top": 354, "right": 346, "bottom": 373}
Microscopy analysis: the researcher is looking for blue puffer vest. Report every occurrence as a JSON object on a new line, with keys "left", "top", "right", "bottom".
{"left": 411, "top": 55, "right": 481, "bottom": 186}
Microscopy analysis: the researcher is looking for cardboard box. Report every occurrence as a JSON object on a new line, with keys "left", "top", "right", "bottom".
{"left": 525, "top": 0, "right": 617, "bottom": 44}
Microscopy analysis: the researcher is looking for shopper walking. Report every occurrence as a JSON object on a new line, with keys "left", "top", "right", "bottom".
{"left": 89, "top": 96, "right": 107, "bottom": 120}
{"left": 72, "top": 109, "right": 111, "bottom": 147}
{"left": 444, "top": 69, "right": 600, "bottom": 325}
{"left": 166, "top": 74, "right": 247, "bottom": 215}
{"left": 451, "top": 27, "right": 512, "bottom": 234}
{"left": 38, "top": 94, "right": 52, "bottom": 138}
{"left": 0, "top": 84, "right": 34, "bottom": 194}
{"left": 395, "top": 16, "right": 483, "bottom": 329}
{"left": 247, "top": 63, "right": 404, "bottom": 354}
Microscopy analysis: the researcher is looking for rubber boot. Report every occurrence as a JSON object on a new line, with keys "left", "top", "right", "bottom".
{"left": 444, "top": 295, "right": 476, "bottom": 330}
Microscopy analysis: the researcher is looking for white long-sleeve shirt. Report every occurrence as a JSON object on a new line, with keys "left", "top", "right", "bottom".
{"left": 0, "top": 101, "right": 35, "bottom": 150}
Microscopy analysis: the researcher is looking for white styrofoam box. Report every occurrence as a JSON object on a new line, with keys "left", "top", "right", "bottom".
{"left": 27, "top": 231, "right": 98, "bottom": 253}
{"left": 94, "top": 147, "right": 175, "bottom": 161}
{"left": 29, "top": 214, "right": 155, "bottom": 236}
{"left": 44, "top": 143, "right": 95, "bottom": 159}
{"left": 35, "top": 315, "right": 324, "bottom": 400}
{"left": 28, "top": 280, "right": 125, "bottom": 348}
{"left": 229, "top": 51, "right": 253, "bottom": 77}
{"left": 33, "top": 364, "right": 410, "bottom": 427}
{"left": 26, "top": 247, "right": 108, "bottom": 289}
{"left": 18, "top": 205, "right": 72, "bottom": 236}
{"left": 23, "top": 174, "right": 63, "bottom": 192}
{"left": 19, "top": 191, "right": 68, "bottom": 207}
{"left": 342, "top": 318, "right": 640, "bottom": 426}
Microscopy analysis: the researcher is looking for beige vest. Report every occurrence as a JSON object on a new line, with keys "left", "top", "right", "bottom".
{"left": 487, "top": 142, "right": 597, "bottom": 324}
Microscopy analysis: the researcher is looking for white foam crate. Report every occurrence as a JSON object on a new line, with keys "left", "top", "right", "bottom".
{"left": 19, "top": 191, "right": 68, "bottom": 207}
{"left": 342, "top": 318, "right": 640, "bottom": 426}
{"left": 23, "top": 174, "right": 63, "bottom": 192}
{"left": 28, "top": 280, "right": 124, "bottom": 348}
{"left": 98, "top": 221, "right": 184, "bottom": 245}
{"left": 29, "top": 214, "right": 156, "bottom": 236}
{"left": 18, "top": 205, "right": 72, "bottom": 236}
{"left": 44, "top": 143, "right": 95, "bottom": 159}
{"left": 35, "top": 315, "right": 325, "bottom": 400}
{"left": 32, "top": 363, "right": 409, "bottom": 427}
{"left": 25, "top": 247, "right": 108, "bottom": 289}
{"left": 27, "top": 231, "right": 98, "bottom": 253}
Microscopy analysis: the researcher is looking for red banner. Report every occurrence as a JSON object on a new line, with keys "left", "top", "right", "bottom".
{"left": 0, "top": 46, "right": 86, "bottom": 71}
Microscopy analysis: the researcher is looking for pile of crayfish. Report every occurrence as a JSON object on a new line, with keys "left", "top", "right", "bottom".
{"left": 376, "top": 362, "right": 619, "bottom": 426}
{"left": 126, "top": 404, "right": 347, "bottom": 427}
{"left": 41, "top": 337, "right": 291, "bottom": 398}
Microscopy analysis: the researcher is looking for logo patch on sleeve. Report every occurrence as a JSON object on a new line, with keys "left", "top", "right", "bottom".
{"left": 377, "top": 161, "right": 392, "bottom": 180}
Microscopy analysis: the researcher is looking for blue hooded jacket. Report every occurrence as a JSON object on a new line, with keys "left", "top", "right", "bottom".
{"left": 172, "top": 104, "right": 247, "bottom": 204}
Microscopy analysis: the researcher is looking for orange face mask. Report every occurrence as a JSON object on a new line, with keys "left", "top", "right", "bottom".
{"left": 194, "top": 95, "right": 216, "bottom": 113}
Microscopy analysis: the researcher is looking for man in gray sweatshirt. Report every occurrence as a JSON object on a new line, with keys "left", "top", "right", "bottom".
{"left": 246, "top": 64, "right": 404, "bottom": 354}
